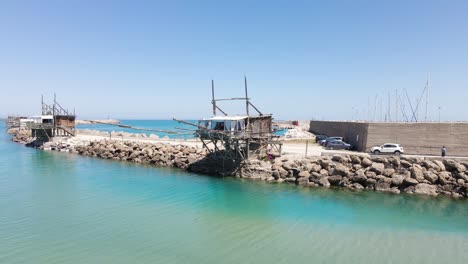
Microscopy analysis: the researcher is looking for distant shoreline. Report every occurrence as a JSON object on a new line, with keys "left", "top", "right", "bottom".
{"left": 75, "top": 119, "right": 120, "bottom": 125}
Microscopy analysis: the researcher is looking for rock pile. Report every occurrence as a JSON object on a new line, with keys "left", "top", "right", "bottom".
{"left": 11, "top": 129, "right": 35, "bottom": 145}
{"left": 240, "top": 155, "right": 468, "bottom": 198}
{"left": 77, "top": 129, "right": 171, "bottom": 140}
{"left": 9, "top": 131, "right": 468, "bottom": 198}
{"left": 41, "top": 139, "right": 207, "bottom": 170}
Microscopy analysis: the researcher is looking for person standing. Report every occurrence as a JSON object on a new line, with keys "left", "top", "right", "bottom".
{"left": 441, "top": 146, "right": 446, "bottom": 157}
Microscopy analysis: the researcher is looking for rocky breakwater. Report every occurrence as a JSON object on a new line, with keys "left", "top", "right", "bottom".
{"left": 41, "top": 139, "right": 207, "bottom": 170}
{"left": 240, "top": 155, "right": 468, "bottom": 198}
{"left": 8, "top": 130, "right": 468, "bottom": 198}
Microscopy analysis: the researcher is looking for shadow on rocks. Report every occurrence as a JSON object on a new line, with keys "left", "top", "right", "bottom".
{"left": 188, "top": 150, "right": 244, "bottom": 177}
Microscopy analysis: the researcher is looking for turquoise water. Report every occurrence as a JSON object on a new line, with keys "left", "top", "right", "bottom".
{"left": 77, "top": 119, "right": 287, "bottom": 138}
{"left": 76, "top": 120, "right": 197, "bottom": 139}
{"left": 0, "top": 123, "right": 467, "bottom": 263}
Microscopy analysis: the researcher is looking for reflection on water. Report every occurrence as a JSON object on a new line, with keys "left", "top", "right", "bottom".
{"left": 0, "top": 125, "right": 467, "bottom": 263}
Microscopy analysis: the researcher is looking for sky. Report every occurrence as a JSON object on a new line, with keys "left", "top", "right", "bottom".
{"left": 1, "top": 0, "right": 467, "bottom": 121}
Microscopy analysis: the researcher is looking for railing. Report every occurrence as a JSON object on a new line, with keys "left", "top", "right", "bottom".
{"left": 26, "top": 123, "right": 75, "bottom": 137}
{"left": 27, "top": 123, "right": 55, "bottom": 130}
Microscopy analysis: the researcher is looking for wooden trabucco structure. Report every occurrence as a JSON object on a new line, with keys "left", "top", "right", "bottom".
{"left": 29, "top": 95, "right": 76, "bottom": 140}
{"left": 194, "top": 77, "right": 282, "bottom": 162}
{"left": 5, "top": 116, "right": 26, "bottom": 130}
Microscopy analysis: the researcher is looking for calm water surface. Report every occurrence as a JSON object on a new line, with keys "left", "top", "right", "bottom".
{"left": 0, "top": 123, "right": 467, "bottom": 263}
{"left": 77, "top": 119, "right": 287, "bottom": 138}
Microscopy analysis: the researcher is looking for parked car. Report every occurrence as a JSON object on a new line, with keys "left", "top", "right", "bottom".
{"left": 321, "top": 137, "right": 343, "bottom": 146}
{"left": 370, "top": 143, "right": 404, "bottom": 155}
{"left": 315, "top": 134, "right": 328, "bottom": 143}
{"left": 327, "top": 140, "right": 351, "bottom": 150}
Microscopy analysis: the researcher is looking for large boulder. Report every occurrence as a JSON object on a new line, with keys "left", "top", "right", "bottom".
{"left": 410, "top": 164, "right": 425, "bottom": 182}
{"left": 298, "top": 171, "right": 311, "bottom": 178}
{"left": 387, "top": 157, "right": 401, "bottom": 167}
{"left": 369, "top": 162, "right": 385, "bottom": 175}
{"left": 278, "top": 168, "right": 288, "bottom": 179}
{"left": 423, "top": 171, "right": 438, "bottom": 183}
{"left": 421, "top": 160, "right": 438, "bottom": 170}
{"left": 320, "top": 159, "right": 332, "bottom": 170}
{"left": 310, "top": 164, "right": 322, "bottom": 173}
{"left": 319, "top": 177, "right": 330, "bottom": 187}
{"left": 432, "top": 160, "right": 446, "bottom": 171}
{"left": 383, "top": 168, "right": 395, "bottom": 177}
{"left": 414, "top": 183, "right": 438, "bottom": 196}
{"left": 351, "top": 175, "right": 367, "bottom": 184}
{"left": 365, "top": 171, "right": 377, "bottom": 179}
{"left": 403, "top": 177, "right": 419, "bottom": 186}
{"left": 371, "top": 156, "right": 387, "bottom": 163}
{"left": 375, "top": 179, "right": 392, "bottom": 192}
{"left": 361, "top": 157, "right": 372, "bottom": 167}
{"left": 319, "top": 169, "right": 329, "bottom": 176}
{"left": 365, "top": 178, "right": 377, "bottom": 189}
{"left": 391, "top": 174, "right": 405, "bottom": 186}
{"left": 351, "top": 155, "right": 361, "bottom": 164}
{"left": 333, "top": 163, "right": 350, "bottom": 177}
{"left": 328, "top": 175, "right": 343, "bottom": 186}
{"left": 350, "top": 183, "right": 364, "bottom": 190}
{"left": 438, "top": 171, "right": 452, "bottom": 185}
{"left": 282, "top": 161, "right": 294, "bottom": 171}
{"left": 400, "top": 160, "right": 412, "bottom": 168}
{"left": 443, "top": 160, "right": 466, "bottom": 173}
{"left": 454, "top": 172, "right": 468, "bottom": 182}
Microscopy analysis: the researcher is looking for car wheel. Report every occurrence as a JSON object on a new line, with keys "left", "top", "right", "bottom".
{"left": 373, "top": 150, "right": 380, "bottom": 154}
{"left": 394, "top": 151, "right": 401, "bottom": 156}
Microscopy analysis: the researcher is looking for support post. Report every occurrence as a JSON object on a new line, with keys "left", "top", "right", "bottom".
{"left": 244, "top": 76, "right": 249, "bottom": 116}
{"left": 211, "top": 80, "right": 216, "bottom": 116}
{"left": 305, "top": 140, "right": 309, "bottom": 157}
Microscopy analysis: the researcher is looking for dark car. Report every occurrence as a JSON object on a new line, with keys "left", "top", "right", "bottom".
{"left": 326, "top": 140, "right": 351, "bottom": 150}
{"left": 315, "top": 134, "right": 328, "bottom": 143}
{"left": 321, "top": 137, "right": 343, "bottom": 146}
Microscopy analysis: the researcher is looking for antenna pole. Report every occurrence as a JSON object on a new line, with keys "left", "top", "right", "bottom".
{"left": 388, "top": 90, "right": 391, "bottom": 122}
{"left": 211, "top": 80, "right": 216, "bottom": 116}
{"left": 244, "top": 76, "right": 249, "bottom": 116}
{"left": 425, "top": 73, "right": 429, "bottom": 121}
{"left": 438, "top": 106, "right": 441, "bottom": 122}
{"left": 373, "top": 95, "right": 377, "bottom": 121}
{"left": 395, "top": 89, "right": 398, "bottom": 122}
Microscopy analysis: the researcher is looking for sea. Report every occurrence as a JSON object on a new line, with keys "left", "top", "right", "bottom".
{"left": 76, "top": 119, "right": 287, "bottom": 139}
{"left": 0, "top": 121, "right": 467, "bottom": 263}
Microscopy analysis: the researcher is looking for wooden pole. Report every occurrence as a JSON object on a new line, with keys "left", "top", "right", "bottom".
{"left": 211, "top": 80, "right": 216, "bottom": 116}
{"left": 305, "top": 140, "right": 309, "bottom": 157}
{"left": 244, "top": 76, "right": 249, "bottom": 116}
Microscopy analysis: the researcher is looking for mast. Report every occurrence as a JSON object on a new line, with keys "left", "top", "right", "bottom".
{"left": 425, "top": 73, "right": 429, "bottom": 121}
{"left": 388, "top": 90, "right": 391, "bottom": 122}
{"left": 395, "top": 89, "right": 398, "bottom": 122}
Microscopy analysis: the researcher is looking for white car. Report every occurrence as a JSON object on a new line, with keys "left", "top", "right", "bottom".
{"left": 370, "top": 143, "right": 404, "bottom": 155}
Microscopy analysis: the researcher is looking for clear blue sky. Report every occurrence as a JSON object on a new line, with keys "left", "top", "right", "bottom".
{"left": 1, "top": 0, "right": 467, "bottom": 121}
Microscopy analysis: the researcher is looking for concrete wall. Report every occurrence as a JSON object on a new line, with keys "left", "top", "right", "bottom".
{"left": 310, "top": 121, "right": 468, "bottom": 156}
{"left": 366, "top": 122, "right": 468, "bottom": 156}
{"left": 309, "top": 121, "right": 369, "bottom": 151}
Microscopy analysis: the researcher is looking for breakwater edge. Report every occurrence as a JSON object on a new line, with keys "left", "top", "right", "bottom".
{"left": 11, "top": 129, "right": 468, "bottom": 198}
